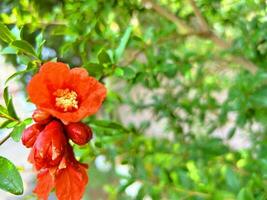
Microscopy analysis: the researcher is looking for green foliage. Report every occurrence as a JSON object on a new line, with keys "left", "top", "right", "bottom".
{"left": 0, "top": 0, "right": 267, "bottom": 199}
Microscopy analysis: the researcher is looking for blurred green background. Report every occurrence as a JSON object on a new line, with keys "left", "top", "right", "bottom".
{"left": 0, "top": 0, "right": 267, "bottom": 199}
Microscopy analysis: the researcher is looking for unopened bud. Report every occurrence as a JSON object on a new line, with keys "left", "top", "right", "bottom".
{"left": 22, "top": 124, "right": 44, "bottom": 148}
{"left": 65, "top": 122, "right": 93, "bottom": 145}
{"left": 32, "top": 109, "right": 51, "bottom": 124}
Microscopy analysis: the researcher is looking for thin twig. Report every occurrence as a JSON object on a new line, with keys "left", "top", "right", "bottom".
{"left": 188, "top": 0, "right": 209, "bottom": 32}
{"left": 0, "top": 133, "right": 12, "bottom": 145}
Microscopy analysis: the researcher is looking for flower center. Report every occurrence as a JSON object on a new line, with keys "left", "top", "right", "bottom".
{"left": 53, "top": 89, "right": 78, "bottom": 112}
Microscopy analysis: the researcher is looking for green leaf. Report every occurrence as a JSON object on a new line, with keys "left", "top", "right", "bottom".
{"left": 3, "top": 87, "right": 9, "bottom": 106}
{"left": 225, "top": 167, "right": 240, "bottom": 192}
{"left": 10, "top": 123, "right": 26, "bottom": 142}
{"left": 7, "top": 98, "right": 19, "bottom": 120}
{"left": 122, "top": 67, "right": 136, "bottom": 79}
{"left": 250, "top": 87, "right": 267, "bottom": 108}
{"left": 227, "top": 127, "right": 236, "bottom": 139}
{"left": 98, "top": 49, "right": 111, "bottom": 64}
{"left": 237, "top": 188, "right": 254, "bottom": 200}
{"left": 0, "top": 46, "right": 17, "bottom": 55}
{"left": 114, "top": 68, "right": 124, "bottom": 77}
{"left": 0, "top": 105, "right": 8, "bottom": 115}
{"left": 90, "top": 120, "right": 127, "bottom": 131}
{"left": 35, "top": 32, "right": 46, "bottom": 57}
{"left": 11, "top": 40, "right": 37, "bottom": 57}
{"left": 84, "top": 63, "right": 103, "bottom": 77}
{"left": 115, "top": 26, "right": 132, "bottom": 62}
{"left": 0, "top": 156, "right": 23, "bottom": 195}
{"left": 5, "top": 68, "right": 35, "bottom": 84}
{"left": 0, "top": 23, "right": 16, "bottom": 43}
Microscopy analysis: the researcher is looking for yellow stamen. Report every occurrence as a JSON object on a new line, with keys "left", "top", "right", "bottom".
{"left": 53, "top": 89, "right": 78, "bottom": 112}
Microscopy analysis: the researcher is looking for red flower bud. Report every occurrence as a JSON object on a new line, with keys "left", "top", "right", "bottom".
{"left": 22, "top": 124, "right": 44, "bottom": 148}
{"left": 33, "top": 121, "right": 66, "bottom": 169}
{"left": 65, "top": 122, "right": 92, "bottom": 145}
{"left": 32, "top": 109, "right": 52, "bottom": 124}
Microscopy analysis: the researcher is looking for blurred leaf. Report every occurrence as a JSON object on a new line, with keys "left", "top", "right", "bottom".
{"left": 114, "top": 68, "right": 124, "bottom": 77}
{"left": 227, "top": 127, "right": 236, "bottom": 139}
{"left": 0, "top": 156, "right": 23, "bottom": 195}
{"left": 237, "top": 188, "right": 254, "bottom": 200}
{"left": 90, "top": 120, "right": 128, "bottom": 131}
{"left": 11, "top": 40, "right": 38, "bottom": 57}
{"left": 84, "top": 63, "right": 103, "bottom": 78}
{"left": 10, "top": 123, "right": 25, "bottom": 142}
{"left": 121, "top": 67, "right": 136, "bottom": 79}
{"left": 0, "top": 46, "right": 17, "bottom": 55}
{"left": 225, "top": 167, "right": 240, "bottom": 192}
{"left": 115, "top": 26, "right": 132, "bottom": 62}
{"left": 98, "top": 49, "right": 111, "bottom": 64}
{"left": 0, "top": 23, "right": 16, "bottom": 43}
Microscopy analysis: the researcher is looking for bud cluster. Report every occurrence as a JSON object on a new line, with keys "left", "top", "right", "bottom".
{"left": 22, "top": 109, "right": 92, "bottom": 199}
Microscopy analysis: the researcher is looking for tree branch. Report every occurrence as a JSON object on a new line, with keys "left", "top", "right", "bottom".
{"left": 142, "top": 0, "right": 258, "bottom": 74}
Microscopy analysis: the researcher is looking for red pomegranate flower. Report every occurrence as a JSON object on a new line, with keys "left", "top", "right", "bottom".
{"left": 27, "top": 62, "right": 107, "bottom": 123}
{"left": 32, "top": 120, "right": 67, "bottom": 169}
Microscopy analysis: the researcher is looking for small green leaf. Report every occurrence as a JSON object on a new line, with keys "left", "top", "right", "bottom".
{"left": 11, "top": 40, "right": 37, "bottom": 57}
{"left": 98, "top": 49, "right": 111, "bottom": 64}
{"left": 84, "top": 63, "right": 103, "bottom": 77}
{"left": 11, "top": 26, "right": 21, "bottom": 40}
{"left": 91, "top": 120, "right": 127, "bottom": 131}
{"left": 0, "top": 23, "right": 16, "bottom": 43}
{"left": 3, "top": 87, "right": 9, "bottom": 106}
{"left": 227, "top": 127, "right": 236, "bottom": 139}
{"left": 0, "top": 120, "right": 13, "bottom": 129}
{"left": 114, "top": 68, "right": 124, "bottom": 77}
{"left": 22, "top": 118, "right": 32, "bottom": 125}
{"left": 115, "top": 26, "right": 132, "bottom": 62}
{"left": 10, "top": 123, "right": 25, "bottom": 142}
{"left": 122, "top": 67, "right": 136, "bottom": 79}
{"left": 35, "top": 32, "right": 46, "bottom": 57}
{"left": 0, "top": 156, "right": 23, "bottom": 195}
{"left": 0, "top": 46, "right": 17, "bottom": 55}
{"left": 7, "top": 98, "right": 19, "bottom": 120}
{"left": 0, "top": 105, "right": 8, "bottom": 115}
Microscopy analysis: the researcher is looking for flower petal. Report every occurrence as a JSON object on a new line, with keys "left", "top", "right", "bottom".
{"left": 55, "top": 163, "right": 88, "bottom": 200}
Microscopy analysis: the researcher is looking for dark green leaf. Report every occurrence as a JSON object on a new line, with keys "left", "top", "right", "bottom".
{"left": 84, "top": 63, "right": 103, "bottom": 77}
{"left": 227, "top": 127, "right": 236, "bottom": 139}
{"left": 7, "top": 98, "right": 19, "bottom": 120}
{"left": 3, "top": 87, "right": 9, "bottom": 106}
{"left": 0, "top": 156, "right": 23, "bottom": 195}
{"left": 11, "top": 40, "right": 37, "bottom": 57}
{"left": 98, "top": 49, "right": 111, "bottom": 64}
